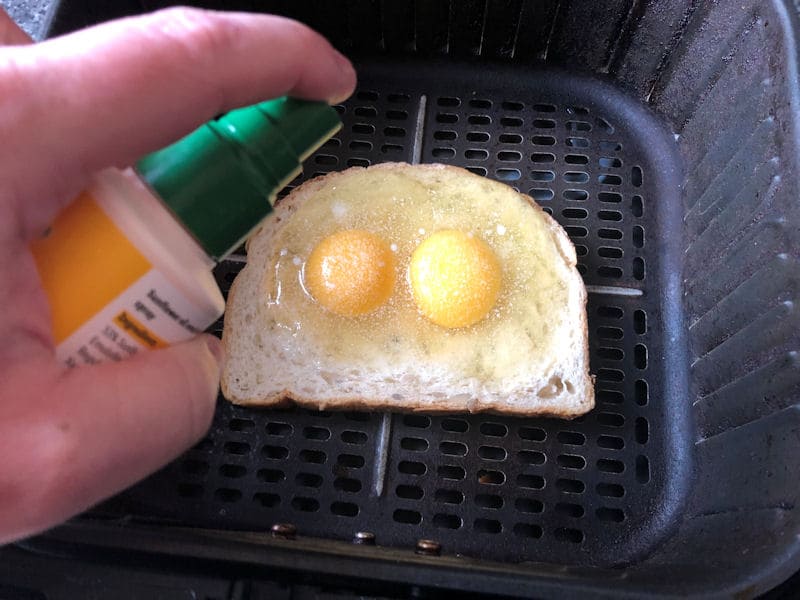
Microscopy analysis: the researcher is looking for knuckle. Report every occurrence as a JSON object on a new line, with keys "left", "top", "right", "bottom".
{"left": 154, "top": 6, "right": 242, "bottom": 60}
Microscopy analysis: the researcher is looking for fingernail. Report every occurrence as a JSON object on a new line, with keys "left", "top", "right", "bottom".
{"left": 205, "top": 335, "right": 224, "bottom": 367}
{"left": 329, "top": 51, "right": 357, "bottom": 105}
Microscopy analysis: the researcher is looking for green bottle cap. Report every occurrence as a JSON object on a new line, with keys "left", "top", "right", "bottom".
{"left": 136, "top": 97, "right": 341, "bottom": 260}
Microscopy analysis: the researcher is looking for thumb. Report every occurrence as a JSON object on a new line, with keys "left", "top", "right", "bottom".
{"left": 5, "top": 335, "right": 221, "bottom": 541}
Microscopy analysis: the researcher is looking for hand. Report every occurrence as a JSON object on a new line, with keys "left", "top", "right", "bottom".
{"left": 0, "top": 7, "right": 355, "bottom": 544}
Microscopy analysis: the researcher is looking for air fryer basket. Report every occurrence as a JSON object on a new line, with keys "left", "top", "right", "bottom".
{"left": 31, "top": 0, "right": 800, "bottom": 597}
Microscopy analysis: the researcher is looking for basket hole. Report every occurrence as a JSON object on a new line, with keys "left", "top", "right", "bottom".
{"left": 565, "top": 226, "right": 588, "bottom": 238}
{"left": 393, "top": 509, "right": 422, "bottom": 524}
{"left": 562, "top": 208, "right": 588, "bottom": 219}
{"left": 513, "top": 523, "right": 543, "bottom": 538}
{"left": 214, "top": 488, "right": 241, "bottom": 503}
{"left": 598, "top": 174, "right": 622, "bottom": 185}
{"left": 478, "top": 469, "right": 505, "bottom": 485}
{"left": 432, "top": 147, "right": 456, "bottom": 158}
{"left": 331, "top": 501, "right": 359, "bottom": 517}
{"left": 354, "top": 106, "right": 377, "bottom": 118}
{"left": 381, "top": 143, "right": 404, "bottom": 154}
{"left": 566, "top": 137, "right": 589, "bottom": 148}
{"left": 434, "top": 514, "right": 462, "bottom": 529}
{"left": 519, "top": 450, "right": 546, "bottom": 465}
{"left": 469, "top": 98, "right": 492, "bottom": 109}
{"left": 566, "top": 105, "right": 589, "bottom": 115}
{"left": 636, "top": 455, "right": 651, "bottom": 483}
{"left": 403, "top": 415, "right": 431, "bottom": 429}
{"left": 530, "top": 152, "right": 555, "bottom": 164}
{"left": 598, "top": 246, "right": 623, "bottom": 259}
{"left": 442, "top": 418, "right": 469, "bottom": 433}
{"left": 598, "top": 435, "right": 625, "bottom": 450}
{"left": 478, "top": 446, "right": 507, "bottom": 461}
{"left": 466, "top": 166, "right": 488, "bottom": 176}
{"left": 384, "top": 126, "right": 406, "bottom": 138}
{"left": 577, "top": 264, "right": 587, "bottom": 275}
{"left": 253, "top": 492, "right": 280, "bottom": 507}
{"left": 435, "top": 489, "right": 464, "bottom": 504}
{"left": 334, "top": 477, "right": 361, "bottom": 493}
{"left": 437, "top": 96, "right": 460, "bottom": 107}
{"left": 632, "top": 225, "right": 645, "bottom": 248}
{"left": 564, "top": 171, "right": 589, "bottom": 184}
{"left": 599, "top": 210, "right": 623, "bottom": 222}
{"left": 599, "top": 192, "right": 622, "bottom": 203}
{"left": 636, "top": 417, "right": 650, "bottom": 445}
{"left": 557, "top": 454, "right": 586, "bottom": 470}
{"left": 229, "top": 418, "right": 254, "bottom": 432}
{"left": 262, "top": 445, "right": 287, "bottom": 459}
{"left": 220, "top": 464, "right": 246, "bottom": 479}
{"left": 635, "top": 344, "right": 648, "bottom": 369}
{"left": 257, "top": 468, "right": 284, "bottom": 483}
{"left": 563, "top": 189, "right": 588, "bottom": 201}
{"left": 598, "top": 228, "right": 623, "bottom": 240}
{"left": 387, "top": 109, "right": 408, "bottom": 120}
{"left": 632, "top": 166, "right": 643, "bottom": 187}
{"left": 555, "top": 527, "right": 584, "bottom": 543}
{"left": 597, "top": 389, "right": 624, "bottom": 404}
{"left": 438, "top": 465, "right": 466, "bottom": 480}
{"left": 556, "top": 478, "right": 585, "bottom": 494}
{"left": 597, "top": 368, "right": 624, "bottom": 383}
{"left": 480, "top": 422, "right": 508, "bottom": 437}
{"left": 597, "top": 507, "right": 625, "bottom": 522}
{"left": 533, "top": 135, "right": 557, "bottom": 146}
{"left": 596, "top": 117, "right": 614, "bottom": 133}
{"left": 599, "top": 156, "right": 622, "bottom": 168}
{"left": 396, "top": 484, "right": 424, "bottom": 500}
{"left": 533, "top": 118, "right": 556, "bottom": 129}
{"left": 338, "top": 454, "right": 365, "bottom": 468}
{"left": 514, "top": 498, "right": 543, "bottom": 513}
{"left": 467, "top": 131, "right": 490, "bottom": 142}
{"left": 633, "top": 257, "right": 646, "bottom": 280}
{"left": 499, "top": 133, "right": 522, "bottom": 144}
{"left": 497, "top": 168, "right": 521, "bottom": 181}
{"left": 557, "top": 431, "right": 586, "bottom": 446}
{"left": 341, "top": 430, "right": 368, "bottom": 445}
{"left": 388, "top": 93, "right": 410, "bottom": 103}
{"left": 597, "top": 326, "right": 623, "bottom": 340}
{"left": 566, "top": 120, "right": 591, "bottom": 132}
{"left": 347, "top": 157, "right": 370, "bottom": 168}
{"left": 474, "top": 518, "right": 502, "bottom": 534}
{"left": 631, "top": 195, "right": 644, "bottom": 217}
{"left": 498, "top": 150, "right": 522, "bottom": 162}
{"left": 468, "top": 115, "right": 491, "bottom": 126}
{"left": 543, "top": 207, "right": 554, "bottom": 216}
{"left": 597, "top": 305, "right": 623, "bottom": 318}
{"left": 401, "top": 437, "right": 429, "bottom": 452}
{"left": 534, "top": 103, "right": 556, "bottom": 112}
{"left": 436, "top": 113, "right": 458, "bottom": 124}
{"left": 434, "top": 130, "right": 457, "bottom": 141}
{"left": 501, "top": 116, "right": 523, "bottom": 127}
{"left": 476, "top": 494, "right": 503, "bottom": 509}
{"left": 224, "top": 441, "right": 250, "bottom": 455}
{"left": 466, "top": 149, "right": 489, "bottom": 160}
{"left": 598, "top": 347, "right": 624, "bottom": 360}
{"left": 292, "top": 497, "right": 320, "bottom": 512}
{"left": 598, "top": 412, "right": 625, "bottom": 427}
{"left": 565, "top": 154, "right": 589, "bottom": 165}
{"left": 296, "top": 472, "right": 323, "bottom": 488}
{"left": 575, "top": 244, "right": 589, "bottom": 256}
{"left": 177, "top": 483, "right": 203, "bottom": 498}
{"left": 440, "top": 441, "right": 467, "bottom": 456}
{"left": 303, "top": 426, "right": 331, "bottom": 441}
{"left": 519, "top": 426, "right": 546, "bottom": 441}
{"left": 600, "top": 140, "right": 622, "bottom": 152}
{"left": 399, "top": 460, "right": 426, "bottom": 475}
{"left": 555, "top": 502, "right": 584, "bottom": 518}
{"left": 597, "top": 459, "right": 625, "bottom": 473}
{"left": 182, "top": 459, "right": 209, "bottom": 475}
{"left": 634, "top": 310, "right": 647, "bottom": 335}
{"left": 635, "top": 380, "right": 649, "bottom": 406}
{"left": 598, "top": 265, "right": 623, "bottom": 278}
{"left": 299, "top": 449, "right": 326, "bottom": 464}
{"left": 323, "top": 137, "right": 341, "bottom": 148}
{"left": 266, "top": 422, "right": 292, "bottom": 436}
{"left": 349, "top": 140, "right": 373, "bottom": 152}
{"left": 357, "top": 90, "right": 379, "bottom": 101}
{"left": 352, "top": 123, "right": 375, "bottom": 135}
{"left": 531, "top": 188, "right": 554, "bottom": 201}
{"left": 517, "top": 473, "right": 545, "bottom": 489}
{"left": 597, "top": 483, "right": 625, "bottom": 498}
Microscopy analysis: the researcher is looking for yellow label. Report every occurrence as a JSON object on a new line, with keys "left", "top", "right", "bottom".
{"left": 113, "top": 310, "right": 167, "bottom": 349}
{"left": 31, "top": 191, "right": 152, "bottom": 344}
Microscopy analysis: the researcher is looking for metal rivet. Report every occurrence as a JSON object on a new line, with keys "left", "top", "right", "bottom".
{"left": 353, "top": 531, "right": 375, "bottom": 545}
{"left": 415, "top": 539, "right": 441, "bottom": 556}
{"left": 270, "top": 523, "right": 296, "bottom": 539}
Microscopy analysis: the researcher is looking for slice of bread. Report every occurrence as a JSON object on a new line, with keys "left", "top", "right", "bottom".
{"left": 221, "top": 163, "right": 594, "bottom": 417}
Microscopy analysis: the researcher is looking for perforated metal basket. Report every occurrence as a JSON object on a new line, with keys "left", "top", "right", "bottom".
{"left": 22, "top": 1, "right": 800, "bottom": 598}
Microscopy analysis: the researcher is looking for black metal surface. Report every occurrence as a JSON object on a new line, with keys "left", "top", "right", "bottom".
{"left": 90, "top": 62, "right": 689, "bottom": 568}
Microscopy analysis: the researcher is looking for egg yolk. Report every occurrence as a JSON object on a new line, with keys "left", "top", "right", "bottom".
{"left": 305, "top": 229, "right": 396, "bottom": 316}
{"left": 409, "top": 230, "right": 502, "bottom": 328}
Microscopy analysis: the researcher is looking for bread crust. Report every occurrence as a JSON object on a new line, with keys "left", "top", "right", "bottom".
{"left": 221, "top": 163, "right": 594, "bottom": 417}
